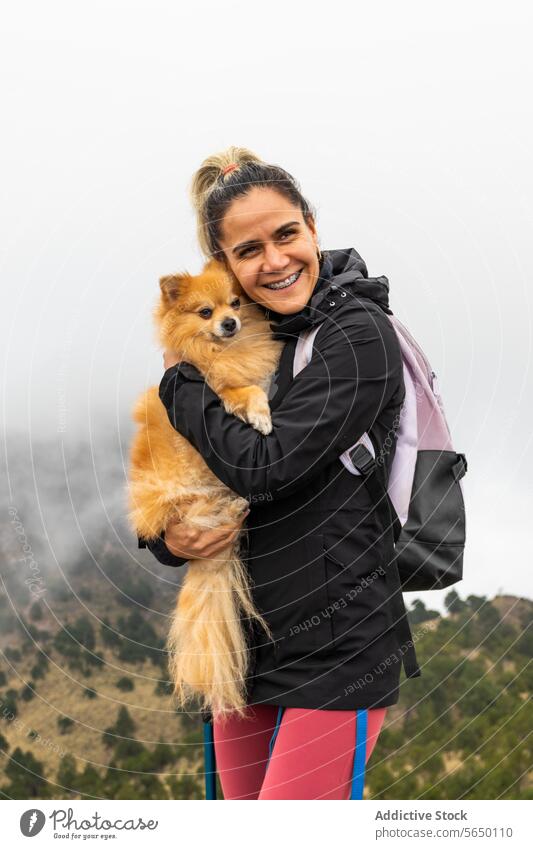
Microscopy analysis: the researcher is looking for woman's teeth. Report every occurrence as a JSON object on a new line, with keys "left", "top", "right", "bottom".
{"left": 264, "top": 269, "right": 302, "bottom": 290}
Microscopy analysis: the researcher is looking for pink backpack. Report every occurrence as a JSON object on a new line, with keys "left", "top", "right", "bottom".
{"left": 293, "top": 313, "right": 467, "bottom": 679}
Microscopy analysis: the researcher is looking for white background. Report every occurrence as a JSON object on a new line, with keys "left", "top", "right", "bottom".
{"left": 1, "top": 1, "right": 532, "bottom": 609}
{"left": 4, "top": 799, "right": 529, "bottom": 846}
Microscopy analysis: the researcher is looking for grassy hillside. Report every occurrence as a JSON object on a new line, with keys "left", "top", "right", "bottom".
{"left": 0, "top": 539, "right": 205, "bottom": 800}
{"left": 370, "top": 592, "right": 532, "bottom": 799}
{"left": 0, "top": 551, "right": 531, "bottom": 799}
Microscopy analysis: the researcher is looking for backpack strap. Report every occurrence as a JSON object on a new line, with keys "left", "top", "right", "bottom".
{"left": 452, "top": 453, "right": 468, "bottom": 481}
{"left": 350, "top": 708, "right": 368, "bottom": 799}
{"left": 203, "top": 720, "right": 217, "bottom": 800}
{"left": 267, "top": 705, "right": 285, "bottom": 762}
{"left": 349, "top": 444, "right": 422, "bottom": 679}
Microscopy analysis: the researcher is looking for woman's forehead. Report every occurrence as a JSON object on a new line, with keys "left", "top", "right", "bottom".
{"left": 220, "top": 189, "right": 302, "bottom": 244}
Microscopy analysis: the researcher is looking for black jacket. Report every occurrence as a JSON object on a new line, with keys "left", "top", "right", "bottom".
{"left": 139, "top": 248, "right": 419, "bottom": 710}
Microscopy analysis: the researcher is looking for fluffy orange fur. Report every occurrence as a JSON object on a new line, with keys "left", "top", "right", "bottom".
{"left": 128, "top": 259, "right": 283, "bottom": 718}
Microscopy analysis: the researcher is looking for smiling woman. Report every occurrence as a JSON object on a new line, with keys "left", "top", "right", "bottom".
{"left": 189, "top": 149, "right": 324, "bottom": 316}
{"left": 219, "top": 192, "right": 319, "bottom": 313}
{"left": 141, "top": 145, "right": 413, "bottom": 800}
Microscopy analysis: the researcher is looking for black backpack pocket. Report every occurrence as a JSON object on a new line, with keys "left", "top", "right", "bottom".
{"left": 396, "top": 450, "right": 467, "bottom": 591}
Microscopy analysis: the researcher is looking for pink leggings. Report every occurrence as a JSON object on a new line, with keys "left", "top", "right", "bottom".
{"left": 213, "top": 703, "right": 387, "bottom": 800}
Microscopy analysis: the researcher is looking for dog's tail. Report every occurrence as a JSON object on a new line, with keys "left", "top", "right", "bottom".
{"left": 166, "top": 547, "right": 272, "bottom": 717}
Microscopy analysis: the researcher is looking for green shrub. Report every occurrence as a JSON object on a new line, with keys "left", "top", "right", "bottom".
{"left": 2, "top": 689, "right": 18, "bottom": 718}
{"left": 20, "top": 682, "right": 36, "bottom": 702}
{"left": 29, "top": 601, "right": 43, "bottom": 621}
{"left": 116, "top": 677, "right": 134, "bottom": 692}
{"left": 4, "top": 647, "right": 21, "bottom": 663}
{"left": 83, "top": 687, "right": 97, "bottom": 699}
{"left": 102, "top": 706, "right": 136, "bottom": 749}
{"left": 4, "top": 747, "right": 50, "bottom": 798}
{"left": 58, "top": 717, "right": 75, "bottom": 735}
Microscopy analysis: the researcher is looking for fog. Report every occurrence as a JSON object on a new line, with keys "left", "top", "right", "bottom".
{"left": 1, "top": 1, "right": 532, "bottom": 611}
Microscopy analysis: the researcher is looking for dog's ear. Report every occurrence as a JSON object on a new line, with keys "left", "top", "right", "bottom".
{"left": 159, "top": 273, "right": 186, "bottom": 305}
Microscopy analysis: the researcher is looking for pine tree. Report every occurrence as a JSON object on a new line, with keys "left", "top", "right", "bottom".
{"left": 4, "top": 748, "right": 50, "bottom": 798}
{"left": 445, "top": 588, "right": 468, "bottom": 614}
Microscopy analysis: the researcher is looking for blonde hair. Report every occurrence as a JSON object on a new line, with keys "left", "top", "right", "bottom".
{"left": 189, "top": 145, "right": 317, "bottom": 261}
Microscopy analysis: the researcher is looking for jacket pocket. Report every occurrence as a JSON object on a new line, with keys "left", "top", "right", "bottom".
{"left": 251, "top": 533, "right": 335, "bottom": 662}
{"left": 323, "top": 547, "right": 347, "bottom": 651}
{"left": 322, "top": 544, "right": 381, "bottom": 651}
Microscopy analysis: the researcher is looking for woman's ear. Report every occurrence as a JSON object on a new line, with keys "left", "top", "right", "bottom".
{"left": 304, "top": 212, "right": 318, "bottom": 244}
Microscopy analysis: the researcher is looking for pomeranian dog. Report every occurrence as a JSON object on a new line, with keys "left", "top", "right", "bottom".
{"left": 128, "top": 258, "right": 283, "bottom": 717}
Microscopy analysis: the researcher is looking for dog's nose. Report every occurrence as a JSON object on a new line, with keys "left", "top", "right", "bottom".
{"left": 221, "top": 318, "right": 237, "bottom": 333}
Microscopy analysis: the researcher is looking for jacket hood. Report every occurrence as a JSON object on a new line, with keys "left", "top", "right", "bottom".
{"left": 264, "top": 247, "right": 392, "bottom": 339}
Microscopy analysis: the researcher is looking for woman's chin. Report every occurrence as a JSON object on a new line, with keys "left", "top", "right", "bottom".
{"left": 264, "top": 295, "right": 308, "bottom": 314}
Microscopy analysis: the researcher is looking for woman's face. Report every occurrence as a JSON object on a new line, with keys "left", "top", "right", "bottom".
{"left": 218, "top": 187, "right": 320, "bottom": 314}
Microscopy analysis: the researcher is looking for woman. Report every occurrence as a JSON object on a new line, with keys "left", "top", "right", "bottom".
{"left": 138, "top": 146, "right": 420, "bottom": 799}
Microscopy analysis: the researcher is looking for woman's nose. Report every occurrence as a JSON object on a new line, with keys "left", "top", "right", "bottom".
{"left": 261, "top": 242, "right": 290, "bottom": 271}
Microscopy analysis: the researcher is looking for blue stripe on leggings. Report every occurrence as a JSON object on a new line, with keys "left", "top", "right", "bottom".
{"left": 350, "top": 708, "right": 368, "bottom": 800}
{"left": 267, "top": 705, "right": 284, "bottom": 762}
{"left": 203, "top": 721, "right": 217, "bottom": 800}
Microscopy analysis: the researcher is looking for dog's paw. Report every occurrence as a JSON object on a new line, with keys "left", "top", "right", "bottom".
{"left": 222, "top": 398, "right": 239, "bottom": 418}
{"left": 247, "top": 408, "right": 272, "bottom": 435}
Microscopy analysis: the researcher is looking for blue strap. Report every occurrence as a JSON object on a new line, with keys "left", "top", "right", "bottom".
{"left": 267, "top": 705, "right": 284, "bottom": 762}
{"left": 350, "top": 708, "right": 368, "bottom": 800}
{"left": 203, "top": 721, "right": 217, "bottom": 800}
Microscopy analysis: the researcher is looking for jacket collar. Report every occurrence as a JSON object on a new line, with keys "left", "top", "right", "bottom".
{"left": 264, "top": 248, "right": 393, "bottom": 340}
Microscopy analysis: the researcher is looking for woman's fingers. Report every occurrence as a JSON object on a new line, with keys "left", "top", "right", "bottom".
{"left": 164, "top": 511, "right": 249, "bottom": 560}
{"left": 163, "top": 349, "right": 181, "bottom": 370}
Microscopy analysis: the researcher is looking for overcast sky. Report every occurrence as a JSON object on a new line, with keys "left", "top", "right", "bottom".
{"left": 1, "top": 1, "right": 532, "bottom": 609}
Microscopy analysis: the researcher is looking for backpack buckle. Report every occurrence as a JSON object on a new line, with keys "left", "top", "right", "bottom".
{"left": 452, "top": 452, "right": 468, "bottom": 481}
{"left": 348, "top": 443, "right": 376, "bottom": 475}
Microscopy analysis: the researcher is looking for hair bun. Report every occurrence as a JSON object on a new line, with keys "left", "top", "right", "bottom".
{"left": 188, "top": 146, "right": 315, "bottom": 261}
{"left": 189, "top": 146, "right": 263, "bottom": 215}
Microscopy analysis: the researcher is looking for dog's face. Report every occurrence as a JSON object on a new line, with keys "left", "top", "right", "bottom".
{"left": 156, "top": 259, "right": 247, "bottom": 350}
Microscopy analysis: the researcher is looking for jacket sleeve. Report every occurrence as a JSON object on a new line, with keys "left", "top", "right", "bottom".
{"left": 138, "top": 533, "right": 188, "bottom": 568}
{"left": 159, "top": 305, "right": 403, "bottom": 501}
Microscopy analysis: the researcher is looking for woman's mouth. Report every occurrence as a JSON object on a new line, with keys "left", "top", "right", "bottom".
{"left": 263, "top": 268, "right": 303, "bottom": 291}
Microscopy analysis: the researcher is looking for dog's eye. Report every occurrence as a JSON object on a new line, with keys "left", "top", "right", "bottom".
{"left": 198, "top": 308, "right": 212, "bottom": 319}
{"left": 230, "top": 298, "right": 240, "bottom": 309}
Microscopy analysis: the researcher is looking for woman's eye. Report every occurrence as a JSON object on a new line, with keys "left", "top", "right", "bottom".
{"left": 278, "top": 229, "right": 296, "bottom": 242}
{"left": 230, "top": 298, "right": 240, "bottom": 309}
{"left": 199, "top": 308, "right": 212, "bottom": 319}
{"left": 239, "top": 230, "right": 296, "bottom": 258}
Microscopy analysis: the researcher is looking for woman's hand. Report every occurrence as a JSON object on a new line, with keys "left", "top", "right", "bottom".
{"left": 163, "top": 349, "right": 181, "bottom": 370}
{"left": 164, "top": 510, "right": 250, "bottom": 560}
